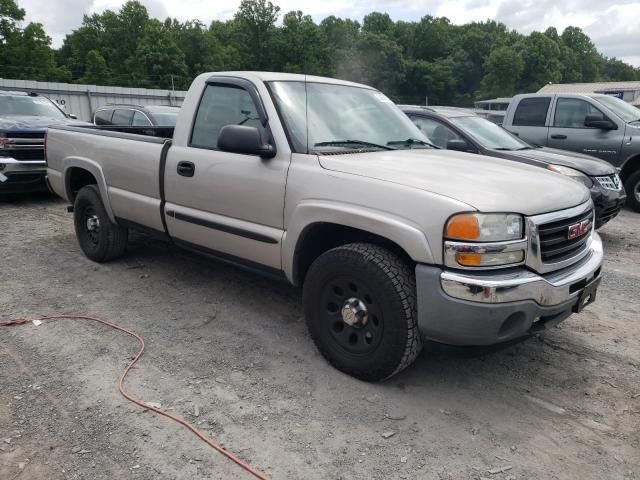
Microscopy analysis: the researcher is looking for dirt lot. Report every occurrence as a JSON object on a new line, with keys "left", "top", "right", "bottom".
{"left": 1, "top": 193, "right": 639, "bottom": 480}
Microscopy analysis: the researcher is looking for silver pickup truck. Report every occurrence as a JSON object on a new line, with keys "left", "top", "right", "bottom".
{"left": 46, "top": 72, "right": 603, "bottom": 381}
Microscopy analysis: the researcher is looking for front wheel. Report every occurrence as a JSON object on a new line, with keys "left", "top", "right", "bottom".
{"left": 625, "top": 170, "right": 640, "bottom": 213}
{"left": 302, "top": 243, "right": 422, "bottom": 381}
{"left": 73, "top": 185, "right": 128, "bottom": 262}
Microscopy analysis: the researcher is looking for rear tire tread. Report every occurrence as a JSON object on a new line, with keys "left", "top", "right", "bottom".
{"left": 74, "top": 185, "right": 128, "bottom": 262}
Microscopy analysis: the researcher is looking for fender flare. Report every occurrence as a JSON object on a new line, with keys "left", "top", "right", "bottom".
{"left": 282, "top": 200, "right": 434, "bottom": 284}
{"left": 63, "top": 157, "right": 116, "bottom": 223}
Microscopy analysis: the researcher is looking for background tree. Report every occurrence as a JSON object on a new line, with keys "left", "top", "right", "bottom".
{"left": 478, "top": 46, "right": 524, "bottom": 99}
{"left": 233, "top": 0, "right": 280, "bottom": 70}
{"left": 2, "top": 0, "right": 638, "bottom": 99}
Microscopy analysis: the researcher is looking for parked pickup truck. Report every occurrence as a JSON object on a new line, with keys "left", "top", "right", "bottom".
{"left": 46, "top": 72, "right": 603, "bottom": 381}
{"left": 502, "top": 93, "right": 640, "bottom": 212}
{"left": 0, "top": 90, "right": 86, "bottom": 194}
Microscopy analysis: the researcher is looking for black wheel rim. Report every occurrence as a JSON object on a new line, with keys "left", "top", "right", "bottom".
{"left": 84, "top": 206, "right": 100, "bottom": 246}
{"left": 320, "top": 276, "right": 383, "bottom": 355}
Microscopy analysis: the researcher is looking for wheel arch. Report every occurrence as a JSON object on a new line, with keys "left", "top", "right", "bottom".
{"left": 284, "top": 202, "right": 433, "bottom": 287}
{"left": 620, "top": 154, "right": 640, "bottom": 184}
{"left": 63, "top": 158, "right": 116, "bottom": 222}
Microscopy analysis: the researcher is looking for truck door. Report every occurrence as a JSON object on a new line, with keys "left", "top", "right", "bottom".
{"left": 547, "top": 97, "right": 622, "bottom": 163}
{"left": 163, "top": 80, "right": 290, "bottom": 271}
{"left": 506, "top": 97, "right": 551, "bottom": 147}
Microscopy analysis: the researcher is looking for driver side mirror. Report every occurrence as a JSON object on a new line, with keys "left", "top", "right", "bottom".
{"left": 584, "top": 113, "right": 617, "bottom": 130}
{"left": 217, "top": 125, "right": 276, "bottom": 158}
{"left": 68, "top": 113, "right": 77, "bottom": 119}
{"left": 446, "top": 139, "right": 471, "bottom": 152}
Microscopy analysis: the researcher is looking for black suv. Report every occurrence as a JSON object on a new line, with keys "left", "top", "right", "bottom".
{"left": 400, "top": 105, "right": 627, "bottom": 228}
{"left": 93, "top": 105, "right": 179, "bottom": 127}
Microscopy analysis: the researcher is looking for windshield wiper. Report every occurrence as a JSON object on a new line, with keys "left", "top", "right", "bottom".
{"left": 313, "top": 140, "right": 394, "bottom": 150}
{"left": 386, "top": 138, "right": 436, "bottom": 148}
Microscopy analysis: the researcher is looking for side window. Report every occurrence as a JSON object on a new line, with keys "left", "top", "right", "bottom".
{"left": 191, "top": 84, "right": 265, "bottom": 150}
{"left": 512, "top": 98, "right": 551, "bottom": 127}
{"left": 554, "top": 98, "right": 604, "bottom": 128}
{"left": 132, "top": 110, "right": 152, "bottom": 126}
{"left": 112, "top": 109, "right": 134, "bottom": 125}
{"left": 94, "top": 109, "right": 113, "bottom": 125}
{"left": 410, "top": 116, "right": 463, "bottom": 149}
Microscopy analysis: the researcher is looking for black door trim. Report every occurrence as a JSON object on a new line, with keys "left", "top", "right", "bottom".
{"left": 165, "top": 210, "right": 279, "bottom": 244}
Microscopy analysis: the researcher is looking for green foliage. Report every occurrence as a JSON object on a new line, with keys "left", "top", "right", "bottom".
{"left": 0, "top": 0, "right": 23, "bottom": 43}
{"left": 1, "top": 0, "right": 638, "bottom": 101}
{"left": 478, "top": 47, "right": 524, "bottom": 99}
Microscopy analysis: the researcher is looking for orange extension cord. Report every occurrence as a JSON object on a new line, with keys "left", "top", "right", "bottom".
{"left": 0, "top": 315, "right": 271, "bottom": 480}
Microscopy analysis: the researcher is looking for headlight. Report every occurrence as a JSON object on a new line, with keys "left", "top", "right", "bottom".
{"left": 445, "top": 213, "right": 523, "bottom": 242}
{"left": 444, "top": 213, "right": 526, "bottom": 268}
{"left": 548, "top": 165, "right": 593, "bottom": 188}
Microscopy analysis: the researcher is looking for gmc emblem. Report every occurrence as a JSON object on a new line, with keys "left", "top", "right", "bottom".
{"left": 567, "top": 219, "right": 591, "bottom": 240}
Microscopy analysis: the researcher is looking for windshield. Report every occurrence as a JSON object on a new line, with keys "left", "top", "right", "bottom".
{"left": 152, "top": 112, "right": 178, "bottom": 126}
{"left": 593, "top": 95, "right": 640, "bottom": 123}
{"left": 0, "top": 95, "right": 66, "bottom": 118}
{"left": 449, "top": 115, "right": 531, "bottom": 150}
{"left": 269, "top": 81, "right": 431, "bottom": 152}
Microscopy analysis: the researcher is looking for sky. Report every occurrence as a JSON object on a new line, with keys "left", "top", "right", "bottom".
{"left": 20, "top": 0, "right": 640, "bottom": 68}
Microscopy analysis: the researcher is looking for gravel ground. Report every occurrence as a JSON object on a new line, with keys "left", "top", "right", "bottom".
{"left": 1, "top": 193, "right": 639, "bottom": 480}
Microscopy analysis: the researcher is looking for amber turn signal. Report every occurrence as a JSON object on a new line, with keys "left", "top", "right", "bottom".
{"left": 446, "top": 214, "right": 480, "bottom": 241}
{"left": 456, "top": 252, "right": 482, "bottom": 266}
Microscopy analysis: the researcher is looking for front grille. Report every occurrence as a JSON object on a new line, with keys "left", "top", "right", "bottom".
{"left": 595, "top": 174, "right": 622, "bottom": 191}
{"left": 538, "top": 209, "right": 593, "bottom": 263}
{"left": 6, "top": 132, "right": 45, "bottom": 139}
{"left": 1, "top": 148, "right": 44, "bottom": 161}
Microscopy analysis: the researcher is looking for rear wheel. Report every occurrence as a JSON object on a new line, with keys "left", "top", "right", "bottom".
{"left": 625, "top": 170, "right": 640, "bottom": 213}
{"left": 302, "top": 243, "right": 422, "bottom": 381}
{"left": 73, "top": 185, "right": 128, "bottom": 262}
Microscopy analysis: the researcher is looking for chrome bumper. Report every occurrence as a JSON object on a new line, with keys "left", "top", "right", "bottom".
{"left": 0, "top": 158, "right": 46, "bottom": 173}
{"left": 441, "top": 233, "right": 603, "bottom": 306}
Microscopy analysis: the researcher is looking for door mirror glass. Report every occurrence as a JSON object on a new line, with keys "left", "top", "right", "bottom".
{"left": 584, "top": 113, "right": 617, "bottom": 130}
{"left": 446, "top": 139, "right": 470, "bottom": 152}
{"left": 217, "top": 125, "right": 275, "bottom": 158}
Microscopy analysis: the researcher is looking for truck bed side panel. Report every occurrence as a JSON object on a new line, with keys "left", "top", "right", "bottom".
{"left": 46, "top": 127, "right": 166, "bottom": 232}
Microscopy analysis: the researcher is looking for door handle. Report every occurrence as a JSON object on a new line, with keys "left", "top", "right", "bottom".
{"left": 550, "top": 134, "right": 567, "bottom": 140}
{"left": 177, "top": 161, "right": 195, "bottom": 177}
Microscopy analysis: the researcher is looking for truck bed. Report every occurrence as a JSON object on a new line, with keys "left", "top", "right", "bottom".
{"left": 46, "top": 124, "right": 171, "bottom": 233}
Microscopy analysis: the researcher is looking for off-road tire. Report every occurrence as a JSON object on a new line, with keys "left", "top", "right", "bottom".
{"left": 625, "top": 170, "right": 640, "bottom": 213}
{"left": 73, "top": 185, "right": 128, "bottom": 262}
{"left": 303, "top": 243, "right": 422, "bottom": 381}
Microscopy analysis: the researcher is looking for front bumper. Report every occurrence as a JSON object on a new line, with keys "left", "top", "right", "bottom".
{"left": 590, "top": 183, "right": 626, "bottom": 228}
{"left": 416, "top": 233, "right": 603, "bottom": 346}
{"left": 0, "top": 158, "right": 47, "bottom": 193}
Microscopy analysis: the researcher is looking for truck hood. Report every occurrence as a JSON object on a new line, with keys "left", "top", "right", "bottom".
{"left": 0, "top": 115, "right": 90, "bottom": 132}
{"left": 489, "top": 147, "right": 615, "bottom": 176}
{"left": 318, "top": 149, "right": 590, "bottom": 216}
